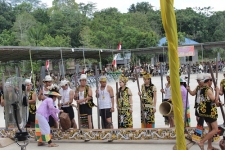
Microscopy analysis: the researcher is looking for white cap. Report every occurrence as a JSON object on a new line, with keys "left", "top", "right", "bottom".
{"left": 60, "top": 80, "right": 68, "bottom": 86}
{"left": 43, "top": 75, "right": 52, "bottom": 82}
{"left": 196, "top": 74, "right": 204, "bottom": 80}
{"left": 203, "top": 73, "right": 212, "bottom": 82}
{"left": 80, "top": 74, "right": 87, "bottom": 80}
{"left": 25, "top": 79, "right": 32, "bottom": 85}
{"left": 180, "top": 77, "right": 186, "bottom": 83}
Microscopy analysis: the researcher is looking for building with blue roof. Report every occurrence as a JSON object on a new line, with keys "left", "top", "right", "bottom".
{"left": 157, "top": 37, "right": 199, "bottom": 64}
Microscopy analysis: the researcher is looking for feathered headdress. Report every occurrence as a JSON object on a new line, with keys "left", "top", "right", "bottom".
{"left": 47, "top": 84, "right": 60, "bottom": 93}
{"left": 119, "top": 74, "right": 128, "bottom": 83}
{"left": 141, "top": 71, "right": 151, "bottom": 79}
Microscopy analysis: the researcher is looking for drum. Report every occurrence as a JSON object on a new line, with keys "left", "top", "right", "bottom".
{"left": 59, "top": 112, "right": 71, "bottom": 130}
{"left": 159, "top": 101, "right": 173, "bottom": 116}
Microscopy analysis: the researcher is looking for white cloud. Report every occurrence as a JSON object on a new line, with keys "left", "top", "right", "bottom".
{"left": 41, "top": 0, "right": 225, "bottom": 13}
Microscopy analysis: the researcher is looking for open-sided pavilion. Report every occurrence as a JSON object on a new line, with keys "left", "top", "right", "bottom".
{"left": 0, "top": 41, "right": 225, "bottom": 62}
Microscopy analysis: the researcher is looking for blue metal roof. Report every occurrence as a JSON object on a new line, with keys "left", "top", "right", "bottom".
{"left": 158, "top": 37, "right": 199, "bottom": 46}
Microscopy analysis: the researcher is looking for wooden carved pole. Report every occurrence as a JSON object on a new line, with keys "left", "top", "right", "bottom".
{"left": 135, "top": 68, "right": 146, "bottom": 128}
{"left": 116, "top": 82, "right": 119, "bottom": 128}
{"left": 74, "top": 65, "right": 81, "bottom": 129}
{"left": 95, "top": 65, "right": 100, "bottom": 129}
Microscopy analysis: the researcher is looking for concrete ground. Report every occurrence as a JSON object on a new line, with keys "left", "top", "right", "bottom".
{"left": 1, "top": 140, "right": 221, "bottom": 150}
{"left": 0, "top": 73, "right": 224, "bottom": 149}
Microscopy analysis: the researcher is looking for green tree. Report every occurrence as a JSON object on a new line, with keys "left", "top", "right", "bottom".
{"left": 125, "top": 12, "right": 152, "bottom": 32}
{"left": 128, "top": 2, "right": 154, "bottom": 14}
{"left": 32, "top": 8, "right": 50, "bottom": 24}
{"left": 0, "top": 29, "right": 18, "bottom": 46}
{"left": 91, "top": 8, "right": 123, "bottom": 48}
{"left": 79, "top": 26, "right": 95, "bottom": 48}
{"left": 48, "top": 5, "right": 88, "bottom": 47}
{"left": 13, "top": 2, "right": 33, "bottom": 14}
{"left": 212, "top": 16, "right": 225, "bottom": 41}
{"left": 52, "top": 0, "right": 78, "bottom": 10}
{"left": 40, "top": 34, "right": 71, "bottom": 47}
{"left": 0, "top": 1, "right": 15, "bottom": 33}
{"left": 27, "top": 23, "right": 47, "bottom": 46}
{"left": 13, "top": 12, "right": 37, "bottom": 45}
{"left": 79, "top": 2, "right": 97, "bottom": 18}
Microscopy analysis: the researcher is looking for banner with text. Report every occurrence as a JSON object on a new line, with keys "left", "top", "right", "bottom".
{"left": 178, "top": 46, "right": 194, "bottom": 57}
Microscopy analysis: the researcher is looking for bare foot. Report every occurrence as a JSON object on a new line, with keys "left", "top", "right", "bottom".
{"left": 197, "top": 142, "right": 204, "bottom": 150}
{"left": 48, "top": 143, "right": 59, "bottom": 147}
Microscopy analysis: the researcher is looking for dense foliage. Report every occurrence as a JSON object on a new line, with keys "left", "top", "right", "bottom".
{"left": 0, "top": 0, "right": 225, "bottom": 73}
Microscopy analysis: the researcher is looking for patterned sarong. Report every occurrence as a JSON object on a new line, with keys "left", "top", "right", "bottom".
{"left": 35, "top": 113, "right": 51, "bottom": 142}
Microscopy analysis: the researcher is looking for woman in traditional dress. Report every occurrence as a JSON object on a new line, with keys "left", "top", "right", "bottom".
{"left": 24, "top": 79, "right": 37, "bottom": 128}
{"left": 38, "top": 75, "right": 58, "bottom": 128}
{"left": 117, "top": 74, "right": 133, "bottom": 128}
{"left": 138, "top": 72, "right": 157, "bottom": 128}
{"left": 35, "top": 84, "right": 63, "bottom": 147}
{"left": 180, "top": 77, "right": 191, "bottom": 127}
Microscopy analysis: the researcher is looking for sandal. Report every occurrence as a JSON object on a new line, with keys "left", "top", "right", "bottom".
{"left": 37, "top": 142, "right": 45, "bottom": 146}
{"left": 48, "top": 143, "right": 59, "bottom": 147}
{"left": 197, "top": 142, "right": 204, "bottom": 150}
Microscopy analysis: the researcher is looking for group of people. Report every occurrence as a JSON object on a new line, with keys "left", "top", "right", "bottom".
{"left": 0, "top": 69, "right": 224, "bottom": 149}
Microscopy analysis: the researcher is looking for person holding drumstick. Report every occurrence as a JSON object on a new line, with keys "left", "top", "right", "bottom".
{"left": 160, "top": 73, "right": 174, "bottom": 128}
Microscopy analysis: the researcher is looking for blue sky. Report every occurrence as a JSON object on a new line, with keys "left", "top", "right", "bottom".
{"left": 42, "top": 0, "right": 225, "bottom": 13}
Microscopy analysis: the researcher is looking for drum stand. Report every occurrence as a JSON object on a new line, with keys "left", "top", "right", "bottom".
{"left": 12, "top": 102, "right": 30, "bottom": 150}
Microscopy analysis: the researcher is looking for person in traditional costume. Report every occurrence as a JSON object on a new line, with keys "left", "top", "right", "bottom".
{"left": 38, "top": 75, "right": 58, "bottom": 128}
{"left": 180, "top": 77, "right": 191, "bottom": 127}
{"left": 197, "top": 74, "right": 219, "bottom": 150}
{"left": 160, "top": 73, "right": 174, "bottom": 127}
{"left": 24, "top": 79, "right": 37, "bottom": 128}
{"left": 117, "top": 74, "right": 133, "bottom": 128}
{"left": 138, "top": 72, "right": 157, "bottom": 128}
{"left": 187, "top": 74, "right": 204, "bottom": 121}
{"left": 96, "top": 76, "right": 115, "bottom": 129}
{"left": 35, "top": 84, "right": 63, "bottom": 147}
{"left": 58, "top": 80, "right": 77, "bottom": 129}
{"left": 74, "top": 74, "right": 94, "bottom": 129}
{"left": 219, "top": 70, "right": 225, "bottom": 96}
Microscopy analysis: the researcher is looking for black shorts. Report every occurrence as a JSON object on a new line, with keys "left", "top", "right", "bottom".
{"left": 80, "top": 104, "right": 92, "bottom": 115}
{"left": 100, "top": 108, "right": 112, "bottom": 119}
{"left": 49, "top": 106, "right": 57, "bottom": 127}
{"left": 195, "top": 109, "right": 200, "bottom": 117}
{"left": 61, "top": 106, "right": 75, "bottom": 120}
{"left": 204, "top": 117, "right": 217, "bottom": 124}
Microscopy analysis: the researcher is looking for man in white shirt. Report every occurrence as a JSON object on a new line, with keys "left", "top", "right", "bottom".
{"left": 96, "top": 76, "right": 114, "bottom": 129}
{"left": 58, "top": 80, "right": 77, "bottom": 129}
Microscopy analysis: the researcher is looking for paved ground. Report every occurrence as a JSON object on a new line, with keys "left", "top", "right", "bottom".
{"left": 0, "top": 73, "right": 224, "bottom": 149}
{"left": 1, "top": 140, "right": 221, "bottom": 150}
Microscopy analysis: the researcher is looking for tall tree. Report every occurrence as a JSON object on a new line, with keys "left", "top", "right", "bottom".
{"left": 79, "top": 26, "right": 95, "bottom": 47}
{"left": 52, "top": 0, "right": 78, "bottom": 10}
{"left": 79, "top": 2, "right": 97, "bottom": 18}
{"left": 0, "top": 29, "right": 18, "bottom": 46}
{"left": 27, "top": 23, "right": 47, "bottom": 46}
{"left": 0, "top": 1, "right": 15, "bottom": 33}
{"left": 32, "top": 8, "right": 50, "bottom": 24}
{"left": 40, "top": 34, "right": 71, "bottom": 47}
{"left": 13, "top": 12, "right": 36, "bottom": 45}
{"left": 128, "top": 2, "right": 154, "bottom": 14}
